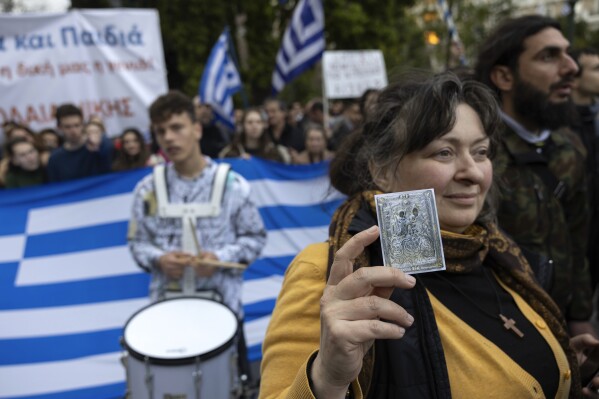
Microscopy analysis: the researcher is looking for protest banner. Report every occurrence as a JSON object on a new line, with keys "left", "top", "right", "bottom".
{"left": 322, "top": 49, "right": 388, "bottom": 99}
{"left": 0, "top": 9, "right": 168, "bottom": 137}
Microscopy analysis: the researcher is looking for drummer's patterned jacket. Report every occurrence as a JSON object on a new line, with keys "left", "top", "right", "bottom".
{"left": 128, "top": 157, "right": 267, "bottom": 316}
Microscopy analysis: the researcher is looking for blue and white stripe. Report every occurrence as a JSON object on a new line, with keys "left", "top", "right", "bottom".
{"left": 199, "top": 28, "right": 242, "bottom": 130}
{"left": 271, "top": 0, "right": 325, "bottom": 95}
{"left": 437, "top": 0, "right": 467, "bottom": 65}
{"left": 0, "top": 158, "right": 343, "bottom": 399}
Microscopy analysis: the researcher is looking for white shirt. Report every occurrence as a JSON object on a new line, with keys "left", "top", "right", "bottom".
{"left": 128, "top": 157, "right": 266, "bottom": 316}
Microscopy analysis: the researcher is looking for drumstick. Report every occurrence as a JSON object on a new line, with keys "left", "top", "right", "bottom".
{"left": 187, "top": 219, "right": 246, "bottom": 270}
{"left": 192, "top": 257, "right": 247, "bottom": 270}
{"left": 189, "top": 218, "right": 203, "bottom": 255}
{"left": 173, "top": 254, "right": 246, "bottom": 269}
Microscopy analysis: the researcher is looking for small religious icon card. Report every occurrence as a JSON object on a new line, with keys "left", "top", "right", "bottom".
{"left": 374, "top": 189, "right": 446, "bottom": 274}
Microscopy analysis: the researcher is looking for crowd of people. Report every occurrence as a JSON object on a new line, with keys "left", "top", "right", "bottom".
{"left": 0, "top": 88, "right": 369, "bottom": 189}
{"left": 3, "top": 12, "right": 599, "bottom": 399}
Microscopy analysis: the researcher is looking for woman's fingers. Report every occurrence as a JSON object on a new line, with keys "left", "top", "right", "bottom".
{"left": 324, "top": 295, "right": 414, "bottom": 329}
{"left": 572, "top": 333, "right": 599, "bottom": 351}
{"left": 335, "top": 266, "right": 416, "bottom": 301}
{"left": 571, "top": 333, "right": 599, "bottom": 365}
{"left": 327, "top": 226, "right": 417, "bottom": 301}
{"left": 325, "top": 319, "right": 408, "bottom": 342}
{"left": 328, "top": 226, "right": 380, "bottom": 286}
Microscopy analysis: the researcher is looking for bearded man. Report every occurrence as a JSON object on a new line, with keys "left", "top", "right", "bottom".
{"left": 475, "top": 15, "right": 594, "bottom": 337}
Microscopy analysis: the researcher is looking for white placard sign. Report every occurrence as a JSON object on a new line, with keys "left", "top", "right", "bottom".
{"left": 323, "top": 50, "right": 388, "bottom": 99}
{"left": 0, "top": 9, "right": 168, "bottom": 137}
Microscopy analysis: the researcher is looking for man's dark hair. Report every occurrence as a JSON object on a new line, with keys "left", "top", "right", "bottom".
{"left": 55, "top": 104, "right": 83, "bottom": 125}
{"left": 149, "top": 90, "right": 196, "bottom": 124}
{"left": 570, "top": 47, "right": 599, "bottom": 76}
{"left": 310, "top": 101, "right": 323, "bottom": 113}
{"left": 341, "top": 99, "right": 359, "bottom": 113}
{"left": 264, "top": 98, "right": 288, "bottom": 113}
{"left": 474, "top": 15, "right": 561, "bottom": 97}
{"left": 39, "top": 128, "right": 64, "bottom": 147}
{"left": 4, "top": 136, "right": 39, "bottom": 158}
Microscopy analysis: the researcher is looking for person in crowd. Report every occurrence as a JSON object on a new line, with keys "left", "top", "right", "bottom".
{"left": 359, "top": 88, "right": 381, "bottom": 120}
{"left": 570, "top": 47, "right": 599, "bottom": 301}
{"left": 264, "top": 98, "right": 305, "bottom": 152}
{"left": 307, "top": 101, "right": 325, "bottom": 127}
{"left": 46, "top": 104, "right": 113, "bottom": 182}
{"left": 6, "top": 124, "right": 47, "bottom": 160}
{"left": 234, "top": 108, "right": 244, "bottom": 135}
{"left": 3, "top": 137, "right": 46, "bottom": 189}
{"left": 83, "top": 120, "right": 106, "bottom": 150}
{"left": 147, "top": 126, "right": 169, "bottom": 166}
{"left": 39, "top": 128, "right": 63, "bottom": 152}
{"left": 329, "top": 99, "right": 344, "bottom": 117}
{"left": 88, "top": 114, "right": 104, "bottom": 125}
{"left": 299, "top": 100, "right": 325, "bottom": 134}
{"left": 112, "top": 128, "right": 151, "bottom": 171}
{"left": 0, "top": 121, "right": 18, "bottom": 151}
{"left": 192, "top": 95, "right": 232, "bottom": 158}
{"left": 259, "top": 72, "right": 599, "bottom": 399}
{"left": 0, "top": 123, "right": 48, "bottom": 187}
{"left": 329, "top": 99, "right": 363, "bottom": 151}
{"left": 5, "top": 123, "right": 38, "bottom": 143}
{"left": 288, "top": 101, "right": 304, "bottom": 129}
{"left": 128, "top": 91, "right": 266, "bottom": 391}
{"left": 219, "top": 108, "right": 291, "bottom": 163}
{"left": 292, "top": 125, "right": 333, "bottom": 164}
{"left": 474, "top": 15, "right": 594, "bottom": 336}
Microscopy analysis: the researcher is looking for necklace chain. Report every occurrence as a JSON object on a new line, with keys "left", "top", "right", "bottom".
{"left": 431, "top": 268, "right": 524, "bottom": 338}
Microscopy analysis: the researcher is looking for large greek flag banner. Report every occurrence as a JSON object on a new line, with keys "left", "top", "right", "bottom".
{"left": 271, "top": 0, "right": 325, "bottom": 95}
{"left": 199, "top": 28, "right": 242, "bottom": 130}
{"left": 0, "top": 158, "right": 343, "bottom": 399}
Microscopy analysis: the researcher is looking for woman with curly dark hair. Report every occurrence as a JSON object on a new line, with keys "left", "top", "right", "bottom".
{"left": 219, "top": 108, "right": 291, "bottom": 163}
{"left": 112, "top": 128, "right": 151, "bottom": 171}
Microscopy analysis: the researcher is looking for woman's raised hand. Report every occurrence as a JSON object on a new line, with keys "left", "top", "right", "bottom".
{"left": 310, "top": 225, "right": 417, "bottom": 398}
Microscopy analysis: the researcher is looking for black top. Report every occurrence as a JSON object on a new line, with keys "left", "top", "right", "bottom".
{"left": 200, "top": 123, "right": 230, "bottom": 158}
{"left": 419, "top": 269, "right": 559, "bottom": 398}
{"left": 268, "top": 123, "right": 304, "bottom": 152}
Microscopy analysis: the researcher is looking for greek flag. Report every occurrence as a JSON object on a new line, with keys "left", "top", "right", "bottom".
{"left": 437, "top": 0, "right": 467, "bottom": 65}
{"left": 199, "top": 28, "right": 242, "bottom": 129}
{"left": 0, "top": 159, "right": 343, "bottom": 399}
{"left": 271, "top": 0, "right": 325, "bottom": 95}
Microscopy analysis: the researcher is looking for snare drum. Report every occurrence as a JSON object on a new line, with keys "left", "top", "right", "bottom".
{"left": 122, "top": 297, "right": 239, "bottom": 399}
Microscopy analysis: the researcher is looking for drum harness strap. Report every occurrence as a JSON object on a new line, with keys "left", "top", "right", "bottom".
{"left": 153, "top": 163, "right": 231, "bottom": 297}
{"left": 152, "top": 163, "right": 244, "bottom": 399}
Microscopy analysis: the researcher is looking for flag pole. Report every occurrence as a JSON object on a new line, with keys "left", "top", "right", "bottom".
{"left": 225, "top": 26, "right": 249, "bottom": 109}
{"left": 322, "top": 55, "right": 330, "bottom": 136}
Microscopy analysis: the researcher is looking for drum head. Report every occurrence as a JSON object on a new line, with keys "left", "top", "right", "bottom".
{"left": 123, "top": 297, "right": 238, "bottom": 364}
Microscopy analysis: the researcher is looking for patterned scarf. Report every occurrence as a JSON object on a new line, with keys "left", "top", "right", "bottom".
{"left": 327, "top": 191, "right": 581, "bottom": 397}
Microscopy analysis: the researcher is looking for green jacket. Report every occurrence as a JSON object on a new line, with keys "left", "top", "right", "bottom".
{"left": 494, "top": 124, "right": 592, "bottom": 321}
{"left": 4, "top": 167, "right": 46, "bottom": 189}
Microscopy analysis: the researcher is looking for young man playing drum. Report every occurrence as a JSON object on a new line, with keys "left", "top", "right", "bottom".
{"left": 128, "top": 90, "right": 266, "bottom": 312}
{"left": 127, "top": 91, "right": 266, "bottom": 397}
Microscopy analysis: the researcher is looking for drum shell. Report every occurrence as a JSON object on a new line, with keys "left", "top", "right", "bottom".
{"left": 122, "top": 297, "right": 239, "bottom": 398}
{"left": 125, "top": 345, "right": 237, "bottom": 399}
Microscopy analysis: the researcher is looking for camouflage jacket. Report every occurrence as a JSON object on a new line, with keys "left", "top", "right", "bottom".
{"left": 494, "top": 124, "right": 592, "bottom": 321}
